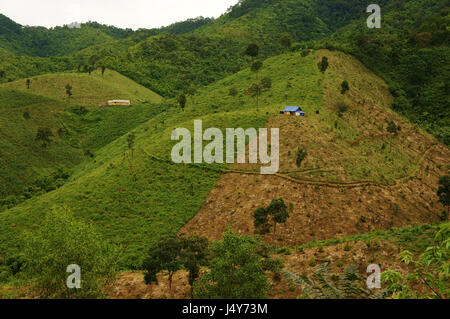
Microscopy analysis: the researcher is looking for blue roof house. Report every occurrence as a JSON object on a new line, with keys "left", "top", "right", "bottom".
{"left": 283, "top": 106, "right": 305, "bottom": 116}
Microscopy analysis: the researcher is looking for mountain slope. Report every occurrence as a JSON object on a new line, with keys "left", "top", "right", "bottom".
{"left": 2, "top": 69, "right": 162, "bottom": 107}
{"left": 0, "top": 50, "right": 447, "bottom": 271}
{"left": 0, "top": 14, "right": 132, "bottom": 57}
{"left": 0, "top": 71, "right": 163, "bottom": 209}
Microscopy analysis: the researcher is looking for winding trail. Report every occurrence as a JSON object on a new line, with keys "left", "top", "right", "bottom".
{"left": 141, "top": 143, "right": 439, "bottom": 189}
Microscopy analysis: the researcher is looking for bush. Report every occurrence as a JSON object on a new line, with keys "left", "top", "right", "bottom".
{"left": 21, "top": 208, "right": 118, "bottom": 298}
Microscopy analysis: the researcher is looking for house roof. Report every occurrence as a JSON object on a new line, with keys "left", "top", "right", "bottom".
{"left": 284, "top": 106, "right": 302, "bottom": 112}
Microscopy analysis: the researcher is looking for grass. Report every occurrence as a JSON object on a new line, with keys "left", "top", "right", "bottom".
{"left": 0, "top": 50, "right": 446, "bottom": 273}
{"left": 1, "top": 69, "right": 162, "bottom": 108}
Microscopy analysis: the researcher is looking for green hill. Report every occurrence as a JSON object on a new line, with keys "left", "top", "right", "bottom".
{"left": 0, "top": 50, "right": 447, "bottom": 271}
{"left": 0, "top": 71, "right": 163, "bottom": 209}
{"left": 2, "top": 69, "right": 162, "bottom": 107}
{"left": 0, "top": 14, "right": 132, "bottom": 57}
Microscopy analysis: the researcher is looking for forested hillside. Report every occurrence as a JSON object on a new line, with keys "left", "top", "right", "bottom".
{"left": 0, "top": 14, "right": 131, "bottom": 57}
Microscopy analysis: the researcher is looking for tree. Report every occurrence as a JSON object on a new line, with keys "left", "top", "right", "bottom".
{"left": 177, "top": 93, "right": 187, "bottom": 112}
{"left": 245, "top": 43, "right": 259, "bottom": 61}
{"left": 318, "top": 56, "right": 329, "bottom": 73}
{"left": 193, "top": 231, "right": 282, "bottom": 299}
{"left": 437, "top": 175, "right": 450, "bottom": 217}
{"left": 127, "top": 132, "right": 135, "bottom": 161}
{"left": 253, "top": 198, "right": 289, "bottom": 234}
{"left": 35, "top": 127, "right": 54, "bottom": 147}
{"left": 261, "top": 77, "right": 272, "bottom": 89}
{"left": 186, "top": 84, "right": 197, "bottom": 103}
{"left": 382, "top": 223, "right": 449, "bottom": 299}
{"left": 280, "top": 34, "right": 292, "bottom": 51}
{"left": 143, "top": 235, "right": 209, "bottom": 294}
{"left": 251, "top": 60, "right": 263, "bottom": 81}
{"left": 143, "top": 236, "right": 182, "bottom": 290}
{"left": 266, "top": 198, "right": 289, "bottom": 234}
{"left": 253, "top": 207, "right": 270, "bottom": 234}
{"left": 65, "top": 84, "right": 73, "bottom": 103}
{"left": 341, "top": 80, "right": 349, "bottom": 95}
{"left": 22, "top": 208, "right": 118, "bottom": 298}
{"left": 229, "top": 87, "right": 238, "bottom": 97}
{"left": 247, "top": 83, "right": 262, "bottom": 108}
{"left": 26, "top": 79, "right": 31, "bottom": 89}
{"left": 179, "top": 236, "right": 210, "bottom": 295}
{"left": 296, "top": 148, "right": 307, "bottom": 167}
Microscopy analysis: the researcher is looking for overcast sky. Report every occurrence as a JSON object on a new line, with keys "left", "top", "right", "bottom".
{"left": 0, "top": 0, "right": 240, "bottom": 30}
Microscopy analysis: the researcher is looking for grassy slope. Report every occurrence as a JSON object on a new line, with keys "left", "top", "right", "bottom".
{"left": 0, "top": 72, "right": 163, "bottom": 203}
{"left": 0, "top": 89, "right": 83, "bottom": 198}
{"left": 2, "top": 69, "right": 162, "bottom": 108}
{"left": 0, "top": 51, "right": 323, "bottom": 269}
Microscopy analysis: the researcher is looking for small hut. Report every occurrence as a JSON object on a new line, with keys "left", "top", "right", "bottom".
{"left": 283, "top": 106, "right": 305, "bottom": 116}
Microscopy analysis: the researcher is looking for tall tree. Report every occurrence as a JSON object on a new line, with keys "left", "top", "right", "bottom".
{"left": 193, "top": 231, "right": 282, "bottom": 299}
{"left": 280, "top": 34, "right": 292, "bottom": 51}
{"left": 65, "top": 84, "right": 73, "bottom": 103}
{"left": 177, "top": 93, "right": 187, "bottom": 112}
{"left": 143, "top": 236, "right": 182, "bottom": 291}
{"left": 245, "top": 43, "right": 259, "bottom": 62}
{"left": 318, "top": 56, "right": 329, "bottom": 73}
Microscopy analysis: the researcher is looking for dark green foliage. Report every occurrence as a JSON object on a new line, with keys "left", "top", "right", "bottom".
{"left": 253, "top": 206, "right": 270, "bottom": 234}
{"left": 253, "top": 198, "right": 289, "bottom": 234}
{"left": 65, "top": 84, "right": 72, "bottom": 102}
{"left": 245, "top": 43, "right": 260, "bottom": 59}
{"left": 143, "top": 235, "right": 209, "bottom": 291}
{"left": 193, "top": 231, "right": 282, "bottom": 299}
{"left": 143, "top": 236, "right": 182, "bottom": 289}
{"left": 35, "top": 127, "right": 54, "bottom": 147}
{"left": 229, "top": 86, "right": 238, "bottom": 97}
{"left": 261, "top": 77, "right": 272, "bottom": 89}
{"left": 280, "top": 34, "right": 293, "bottom": 50}
{"left": 437, "top": 175, "right": 449, "bottom": 215}
{"left": 317, "top": 56, "right": 329, "bottom": 73}
{"left": 340, "top": 80, "right": 349, "bottom": 95}
{"left": 0, "top": 14, "right": 127, "bottom": 57}
{"left": 296, "top": 148, "right": 307, "bottom": 167}
{"left": 177, "top": 93, "right": 187, "bottom": 111}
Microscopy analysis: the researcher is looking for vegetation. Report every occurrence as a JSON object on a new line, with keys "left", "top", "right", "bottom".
{"left": 284, "top": 263, "right": 387, "bottom": 299}
{"left": 382, "top": 223, "right": 449, "bottom": 299}
{"left": 253, "top": 198, "right": 289, "bottom": 234}
{"left": 21, "top": 208, "right": 118, "bottom": 298}
{"left": 193, "top": 231, "right": 282, "bottom": 299}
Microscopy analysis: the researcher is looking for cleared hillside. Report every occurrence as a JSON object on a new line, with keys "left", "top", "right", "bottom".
{"left": 180, "top": 50, "right": 449, "bottom": 246}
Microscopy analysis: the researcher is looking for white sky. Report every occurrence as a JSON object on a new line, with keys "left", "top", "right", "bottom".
{"left": 0, "top": 0, "right": 240, "bottom": 30}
